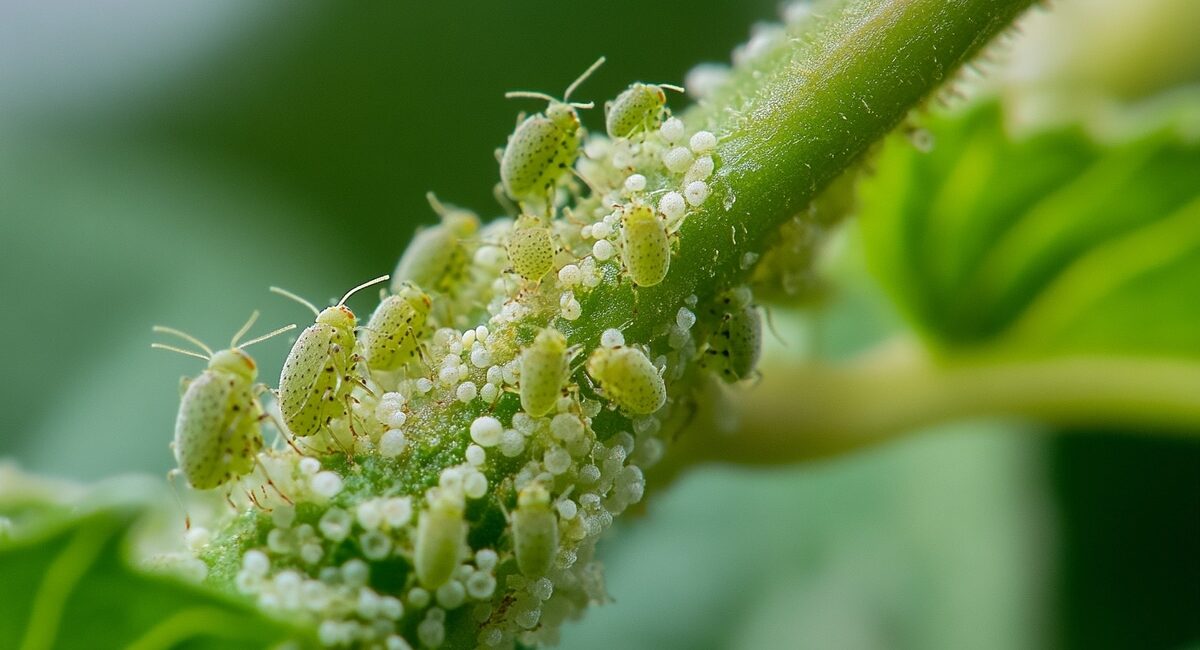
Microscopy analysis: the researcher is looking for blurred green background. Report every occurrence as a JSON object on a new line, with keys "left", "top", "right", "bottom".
{"left": 1, "top": 1, "right": 1196, "bottom": 649}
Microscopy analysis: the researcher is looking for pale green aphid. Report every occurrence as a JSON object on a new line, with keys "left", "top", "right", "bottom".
{"left": 363, "top": 282, "right": 432, "bottom": 374}
{"left": 512, "top": 483, "right": 558, "bottom": 577}
{"left": 506, "top": 214, "right": 556, "bottom": 282}
{"left": 519, "top": 328, "right": 570, "bottom": 417}
{"left": 415, "top": 492, "right": 466, "bottom": 588}
{"left": 270, "top": 275, "right": 389, "bottom": 438}
{"left": 586, "top": 345, "right": 666, "bottom": 415}
{"left": 500, "top": 57, "right": 605, "bottom": 206}
{"left": 619, "top": 203, "right": 671, "bottom": 287}
{"left": 152, "top": 312, "right": 296, "bottom": 490}
{"left": 703, "top": 296, "right": 764, "bottom": 382}
{"left": 604, "top": 81, "right": 684, "bottom": 139}
{"left": 393, "top": 192, "right": 480, "bottom": 298}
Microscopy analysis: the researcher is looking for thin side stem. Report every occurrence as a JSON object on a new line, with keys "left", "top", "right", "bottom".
{"left": 667, "top": 342, "right": 1200, "bottom": 471}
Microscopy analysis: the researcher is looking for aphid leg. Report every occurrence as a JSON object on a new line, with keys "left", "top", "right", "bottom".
{"left": 747, "top": 368, "right": 765, "bottom": 388}
{"left": 345, "top": 393, "right": 363, "bottom": 432}
{"left": 413, "top": 339, "right": 433, "bottom": 371}
{"left": 570, "top": 167, "right": 601, "bottom": 198}
{"left": 577, "top": 369, "right": 602, "bottom": 403}
{"left": 347, "top": 374, "right": 375, "bottom": 397}
{"left": 542, "top": 187, "right": 556, "bottom": 219}
{"left": 255, "top": 457, "right": 294, "bottom": 505}
{"left": 246, "top": 488, "right": 266, "bottom": 511}
{"left": 493, "top": 183, "right": 518, "bottom": 217}
{"left": 320, "top": 388, "right": 356, "bottom": 457}
{"left": 763, "top": 305, "right": 787, "bottom": 346}
{"left": 562, "top": 206, "right": 587, "bottom": 226}
{"left": 166, "top": 469, "right": 191, "bottom": 530}
{"left": 225, "top": 491, "right": 239, "bottom": 512}
{"left": 257, "top": 406, "right": 303, "bottom": 454}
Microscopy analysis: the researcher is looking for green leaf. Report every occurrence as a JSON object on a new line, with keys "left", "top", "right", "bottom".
{"left": 859, "top": 100, "right": 1200, "bottom": 357}
{"left": 0, "top": 486, "right": 312, "bottom": 650}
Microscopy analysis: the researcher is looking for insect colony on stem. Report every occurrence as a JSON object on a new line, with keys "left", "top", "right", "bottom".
{"left": 153, "top": 54, "right": 767, "bottom": 650}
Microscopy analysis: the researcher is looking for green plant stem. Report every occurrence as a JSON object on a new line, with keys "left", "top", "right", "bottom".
{"left": 667, "top": 342, "right": 1200, "bottom": 471}
{"left": 569, "top": 0, "right": 1037, "bottom": 345}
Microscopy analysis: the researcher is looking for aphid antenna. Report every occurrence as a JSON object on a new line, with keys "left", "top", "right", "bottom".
{"left": 493, "top": 182, "right": 519, "bottom": 217}
{"left": 152, "top": 325, "right": 215, "bottom": 358}
{"left": 269, "top": 286, "right": 321, "bottom": 317}
{"left": 150, "top": 343, "right": 212, "bottom": 362}
{"left": 228, "top": 310, "right": 261, "bottom": 348}
{"left": 763, "top": 305, "right": 788, "bottom": 347}
{"left": 237, "top": 323, "right": 298, "bottom": 350}
{"left": 659, "top": 83, "right": 686, "bottom": 93}
{"left": 505, "top": 91, "right": 558, "bottom": 103}
{"left": 563, "top": 56, "right": 606, "bottom": 102}
{"left": 565, "top": 342, "right": 588, "bottom": 364}
{"left": 338, "top": 275, "right": 391, "bottom": 307}
{"left": 425, "top": 191, "right": 450, "bottom": 217}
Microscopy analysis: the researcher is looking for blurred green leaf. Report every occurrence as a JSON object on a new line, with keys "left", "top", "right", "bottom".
{"left": 859, "top": 100, "right": 1200, "bottom": 357}
{"left": 0, "top": 483, "right": 311, "bottom": 650}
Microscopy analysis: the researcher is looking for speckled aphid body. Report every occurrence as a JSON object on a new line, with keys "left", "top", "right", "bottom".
{"left": 586, "top": 345, "right": 666, "bottom": 415}
{"left": 500, "top": 57, "right": 604, "bottom": 206}
{"left": 363, "top": 282, "right": 432, "bottom": 373}
{"left": 272, "top": 276, "right": 389, "bottom": 438}
{"left": 174, "top": 357, "right": 261, "bottom": 489}
{"left": 604, "top": 82, "right": 683, "bottom": 139}
{"left": 506, "top": 214, "right": 556, "bottom": 282}
{"left": 152, "top": 313, "right": 295, "bottom": 490}
{"left": 393, "top": 193, "right": 479, "bottom": 297}
{"left": 619, "top": 204, "right": 671, "bottom": 287}
{"left": 512, "top": 484, "right": 558, "bottom": 577}
{"left": 415, "top": 494, "right": 466, "bottom": 588}
{"left": 703, "top": 295, "right": 763, "bottom": 382}
{"left": 519, "top": 328, "right": 570, "bottom": 417}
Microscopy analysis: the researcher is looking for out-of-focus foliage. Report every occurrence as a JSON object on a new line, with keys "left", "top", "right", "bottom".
{"left": 0, "top": 468, "right": 311, "bottom": 649}
{"left": 859, "top": 100, "right": 1200, "bottom": 357}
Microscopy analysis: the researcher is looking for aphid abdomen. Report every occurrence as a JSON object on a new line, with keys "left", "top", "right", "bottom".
{"left": 723, "top": 305, "right": 763, "bottom": 381}
{"left": 586, "top": 347, "right": 666, "bottom": 415}
{"left": 501, "top": 116, "right": 578, "bottom": 202}
{"left": 392, "top": 211, "right": 478, "bottom": 297}
{"left": 620, "top": 206, "right": 671, "bottom": 287}
{"left": 415, "top": 497, "right": 465, "bottom": 588}
{"left": 175, "top": 371, "right": 261, "bottom": 490}
{"left": 507, "top": 222, "right": 555, "bottom": 282}
{"left": 513, "top": 486, "right": 558, "bottom": 577}
{"left": 279, "top": 324, "right": 344, "bottom": 437}
{"left": 605, "top": 83, "right": 667, "bottom": 139}
{"left": 519, "top": 329, "right": 569, "bottom": 417}
{"left": 364, "top": 290, "right": 429, "bottom": 373}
